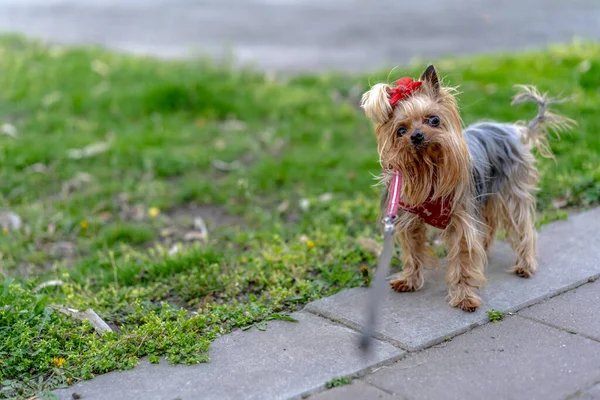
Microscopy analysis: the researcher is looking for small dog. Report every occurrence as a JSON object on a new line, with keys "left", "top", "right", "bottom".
{"left": 361, "top": 65, "right": 573, "bottom": 312}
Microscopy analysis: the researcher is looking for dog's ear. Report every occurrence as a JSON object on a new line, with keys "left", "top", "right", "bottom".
{"left": 361, "top": 83, "right": 393, "bottom": 124}
{"left": 420, "top": 65, "right": 440, "bottom": 94}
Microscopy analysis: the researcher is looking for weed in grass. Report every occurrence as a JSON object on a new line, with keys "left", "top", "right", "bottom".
{"left": 360, "top": 266, "right": 371, "bottom": 286}
{"left": 241, "top": 313, "right": 298, "bottom": 331}
{"left": 326, "top": 376, "right": 352, "bottom": 389}
{"left": 488, "top": 309, "right": 506, "bottom": 322}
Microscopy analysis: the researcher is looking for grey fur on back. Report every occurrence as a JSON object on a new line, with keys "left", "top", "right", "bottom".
{"left": 464, "top": 122, "right": 529, "bottom": 208}
{"left": 463, "top": 86, "right": 575, "bottom": 211}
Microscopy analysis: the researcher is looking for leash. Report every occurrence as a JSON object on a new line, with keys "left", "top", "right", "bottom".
{"left": 360, "top": 171, "right": 402, "bottom": 351}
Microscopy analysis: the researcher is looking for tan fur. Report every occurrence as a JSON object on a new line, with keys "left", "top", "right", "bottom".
{"left": 375, "top": 84, "right": 470, "bottom": 207}
{"left": 389, "top": 213, "right": 438, "bottom": 292}
{"left": 442, "top": 204, "right": 487, "bottom": 311}
{"left": 361, "top": 83, "right": 394, "bottom": 125}
{"left": 498, "top": 152, "right": 539, "bottom": 277}
{"left": 365, "top": 65, "right": 570, "bottom": 312}
{"left": 481, "top": 196, "right": 501, "bottom": 252}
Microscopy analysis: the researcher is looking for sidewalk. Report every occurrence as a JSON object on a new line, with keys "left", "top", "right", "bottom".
{"left": 54, "top": 207, "right": 600, "bottom": 400}
{"left": 313, "top": 283, "right": 600, "bottom": 400}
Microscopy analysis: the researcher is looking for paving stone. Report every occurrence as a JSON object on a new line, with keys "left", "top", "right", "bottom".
{"left": 54, "top": 312, "right": 403, "bottom": 400}
{"left": 520, "top": 280, "right": 600, "bottom": 340}
{"left": 577, "top": 382, "right": 600, "bottom": 399}
{"left": 306, "top": 272, "right": 486, "bottom": 350}
{"left": 565, "top": 382, "right": 600, "bottom": 400}
{"left": 306, "top": 208, "right": 600, "bottom": 350}
{"left": 365, "top": 316, "right": 600, "bottom": 400}
{"left": 309, "top": 381, "right": 395, "bottom": 400}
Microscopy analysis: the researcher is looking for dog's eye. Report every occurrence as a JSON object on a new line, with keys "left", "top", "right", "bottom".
{"left": 427, "top": 116, "right": 441, "bottom": 127}
{"left": 397, "top": 127, "right": 407, "bottom": 137}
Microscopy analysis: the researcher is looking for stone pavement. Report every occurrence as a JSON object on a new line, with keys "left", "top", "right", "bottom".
{"left": 316, "top": 314, "right": 600, "bottom": 400}
{"left": 1, "top": 0, "right": 600, "bottom": 72}
{"left": 54, "top": 207, "right": 600, "bottom": 400}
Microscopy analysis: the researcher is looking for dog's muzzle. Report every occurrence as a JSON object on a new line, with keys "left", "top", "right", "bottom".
{"left": 411, "top": 130, "right": 424, "bottom": 145}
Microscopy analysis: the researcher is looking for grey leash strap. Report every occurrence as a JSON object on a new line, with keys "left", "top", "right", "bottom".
{"left": 360, "top": 216, "right": 396, "bottom": 351}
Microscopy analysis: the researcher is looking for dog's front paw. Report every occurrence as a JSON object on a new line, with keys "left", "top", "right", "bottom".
{"left": 454, "top": 296, "right": 480, "bottom": 312}
{"left": 512, "top": 264, "right": 536, "bottom": 278}
{"left": 390, "top": 278, "right": 419, "bottom": 292}
{"left": 449, "top": 290, "right": 481, "bottom": 312}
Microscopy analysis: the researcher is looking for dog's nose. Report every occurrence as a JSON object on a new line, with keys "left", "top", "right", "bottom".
{"left": 411, "top": 130, "right": 424, "bottom": 144}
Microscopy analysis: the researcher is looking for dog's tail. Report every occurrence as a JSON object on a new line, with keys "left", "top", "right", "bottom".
{"left": 511, "top": 85, "right": 575, "bottom": 158}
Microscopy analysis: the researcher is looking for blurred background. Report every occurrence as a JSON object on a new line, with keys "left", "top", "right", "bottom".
{"left": 1, "top": 0, "right": 600, "bottom": 72}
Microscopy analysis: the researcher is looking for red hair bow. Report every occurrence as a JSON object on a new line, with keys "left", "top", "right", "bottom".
{"left": 388, "top": 77, "right": 422, "bottom": 107}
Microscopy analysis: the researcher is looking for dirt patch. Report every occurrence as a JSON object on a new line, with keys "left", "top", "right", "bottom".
{"left": 151, "top": 203, "right": 245, "bottom": 252}
{"left": 168, "top": 204, "right": 241, "bottom": 231}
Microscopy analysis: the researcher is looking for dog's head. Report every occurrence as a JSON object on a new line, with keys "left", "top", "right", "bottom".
{"left": 361, "top": 65, "right": 470, "bottom": 205}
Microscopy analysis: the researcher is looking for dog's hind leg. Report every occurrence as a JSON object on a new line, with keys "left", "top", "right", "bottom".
{"left": 501, "top": 160, "right": 539, "bottom": 278}
{"left": 482, "top": 196, "right": 501, "bottom": 252}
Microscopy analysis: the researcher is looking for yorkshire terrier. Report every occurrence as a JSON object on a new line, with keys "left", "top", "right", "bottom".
{"left": 361, "top": 65, "right": 573, "bottom": 312}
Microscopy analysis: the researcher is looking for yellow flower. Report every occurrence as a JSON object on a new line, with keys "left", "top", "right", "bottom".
{"left": 51, "top": 357, "right": 66, "bottom": 368}
{"left": 80, "top": 220, "right": 89, "bottom": 230}
{"left": 306, "top": 240, "right": 315, "bottom": 249}
{"left": 2, "top": 228, "right": 7, "bottom": 235}
{"left": 148, "top": 207, "right": 160, "bottom": 218}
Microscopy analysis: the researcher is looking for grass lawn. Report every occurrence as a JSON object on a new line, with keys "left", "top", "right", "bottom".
{"left": 1, "top": 35, "right": 599, "bottom": 398}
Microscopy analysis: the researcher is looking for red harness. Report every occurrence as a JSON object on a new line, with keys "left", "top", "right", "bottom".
{"left": 386, "top": 170, "right": 452, "bottom": 229}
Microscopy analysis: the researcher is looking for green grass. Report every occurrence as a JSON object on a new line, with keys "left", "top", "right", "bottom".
{"left": 1, "top": 35, "right": 600, "bottom": 398}
{"left": 325, "top": 376, "right": 353, "bottom": 389}
{"left": 488, "top": 309, "right": 506, "bottom": 322}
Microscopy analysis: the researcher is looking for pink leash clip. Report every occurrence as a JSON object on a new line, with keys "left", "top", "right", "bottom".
{"left": 383, "top": 171, "right": 402, "bottom": 230}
